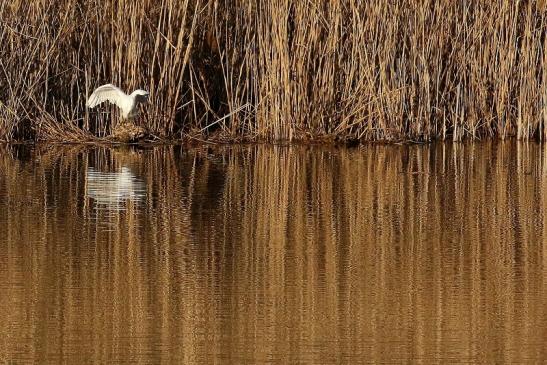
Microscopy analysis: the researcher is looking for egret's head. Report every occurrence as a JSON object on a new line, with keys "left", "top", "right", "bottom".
{"left": 132, "top": 89, "right": 150, "bottom": 104}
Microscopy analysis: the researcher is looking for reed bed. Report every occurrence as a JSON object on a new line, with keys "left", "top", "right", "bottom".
{"left": 0, "top": 1, "right": 546, "bottom": 142}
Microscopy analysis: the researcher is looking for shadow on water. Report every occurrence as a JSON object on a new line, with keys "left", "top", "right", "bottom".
{"left": 0, "top": 142, "right": 546, "bottom": 363}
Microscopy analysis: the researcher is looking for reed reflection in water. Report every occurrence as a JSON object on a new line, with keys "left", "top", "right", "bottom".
{"left": 0, "top": 143, "right": 545, "bottom": 364}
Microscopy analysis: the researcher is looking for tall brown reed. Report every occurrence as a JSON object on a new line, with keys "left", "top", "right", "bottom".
{"left": 0, "top": 1, "right": 546, "bottom": 142}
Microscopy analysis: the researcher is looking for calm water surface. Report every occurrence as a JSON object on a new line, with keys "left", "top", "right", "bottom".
{"left": 0, "top": 142, "right": 545, "bottom": 364}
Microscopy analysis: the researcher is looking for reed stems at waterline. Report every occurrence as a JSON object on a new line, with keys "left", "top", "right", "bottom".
{"left": 1, "top": 1, "right": 546, "bottom": 143}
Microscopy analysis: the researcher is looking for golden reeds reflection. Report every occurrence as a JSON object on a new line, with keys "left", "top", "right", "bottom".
{"left": 0, "top": 143, "right": 545, "bottom": 364}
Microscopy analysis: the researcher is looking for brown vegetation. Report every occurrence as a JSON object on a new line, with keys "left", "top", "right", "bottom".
{"left": 0, "top": 1, "right": 546, "bottom": 143}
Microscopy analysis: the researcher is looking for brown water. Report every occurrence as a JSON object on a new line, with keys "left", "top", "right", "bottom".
{"left": 0, "top": 142, "right": 545, "bottom": 364}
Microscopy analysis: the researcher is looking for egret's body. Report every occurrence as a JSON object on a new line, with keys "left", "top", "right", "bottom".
{"left": 86, "top": 84, "right": 149, "bottom": 119}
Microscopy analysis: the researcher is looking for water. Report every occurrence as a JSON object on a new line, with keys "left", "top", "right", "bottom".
{"left": 0, "top": 142, "right": 545, "bottom": 364}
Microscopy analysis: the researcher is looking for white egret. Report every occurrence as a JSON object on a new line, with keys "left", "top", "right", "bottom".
{"left": 86, "top": 84, "right": 150, "bottom": 119}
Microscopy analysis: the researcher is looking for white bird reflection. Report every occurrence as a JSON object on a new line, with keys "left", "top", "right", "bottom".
{"left": 86, "top": 166, "right": 146, "bottom": 211}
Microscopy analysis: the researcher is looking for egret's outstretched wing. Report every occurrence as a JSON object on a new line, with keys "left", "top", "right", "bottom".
{"left": 86, "top": 84, "right": 127, "bottom": 109}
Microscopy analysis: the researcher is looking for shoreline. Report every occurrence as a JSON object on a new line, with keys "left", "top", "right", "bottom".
{"left": 0, "top": 135, "right": 543, "bottom": 149}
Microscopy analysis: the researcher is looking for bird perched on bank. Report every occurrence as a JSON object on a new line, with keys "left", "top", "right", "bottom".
{"left": 86, "top": 84, "right": 150, "bottom": 119}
